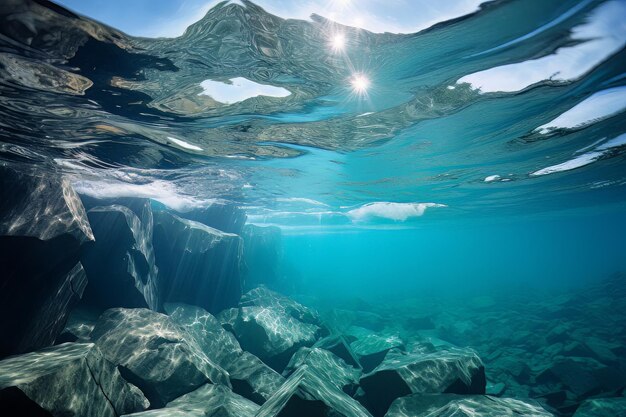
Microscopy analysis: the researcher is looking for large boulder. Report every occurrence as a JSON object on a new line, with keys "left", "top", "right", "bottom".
{"left": 228, "top": 305, "right": 322, "bottom": 372}
{"left": 350, "top": 331, "right": 405, "bottom": 372}
{"left": 90, "top": 308, "right": 229, "bottom": 407}
{"left": 0, "top": 342, "right": 148, "bottom": 417}
{"left": 360, "top": 348, "right": 486, "bottom": 416}
{"left": 314, "top": 335, "right": 361, "bottom": 369}
{"left": 385, "top": 394, "right": 553, "bottom": 417}
{"left": 164, "top": 303, "right": 284, "bottom": 404}
{"left": 239, "top": 286, "right": 324, "bottom": 327}
{"left": 81, "top": 201, "right": 159, "bottom": 310}
{"left": 153, "top": 211, "right": 243, "bottom": 314}
{"left": 256, "top": 365, "right": 373, "bottom": 417}
{"left": 283, "top": 347, "right": 361, "bottom": 395}
{"left": 572, "top": 398, "right": 626, "bottom": 417}
{"left": 228, "top": 351, "right": 286, "bottom": 405}
{"left": 0, "top": 167, "right": 93, "bottom": 357}
{"left": 164, "top": 303, "right": 242, "bottom": 365}
{"left": 122, "top": 384, "right": 259, "bottom": 417}
{"left": 241, "top": 224, "right": 282, "bottom": 289}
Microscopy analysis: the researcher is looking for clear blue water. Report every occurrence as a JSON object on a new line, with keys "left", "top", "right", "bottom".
{"left": 280, "top": 210, "right": 626, "bottom": 299}
{"left": 1, "top": 0, "right": 626, "bottom": 414}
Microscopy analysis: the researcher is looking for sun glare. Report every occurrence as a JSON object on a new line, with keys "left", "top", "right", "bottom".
{"left": 350, "top": 74, "right": 370, "bottom": 94}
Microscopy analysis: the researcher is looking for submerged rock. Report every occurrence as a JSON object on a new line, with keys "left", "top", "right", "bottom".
{"left": 122, "top": 383, "right": 259, "bottom": 417}
{"left": 153, "top": 211, "right": 243, "bottom": 314}
{"left": 82, "top": 201, "right": 160, "bottom": 310}
{"left": 360, "top": 348, "right": 486, "bottom": 416}
{"left": 572, "top": 397, "right": 626, "bottom": 416}
{"left": 535, "top": 356, "right": 621, "bottom": 398}
{"left": 283, "top": 347, "right": 361, "bottom": 395}
{"left": 350, "top": 332, "right": 405, "bottom": 372}
{"left": 0, "top": 168, "right": 93, "bottom": 243}
{"left": 314, "top": 335, "right": 362, "bottom": 369}
{"left": 227, "top": 351, "right": 286, "bottom": 405}
{"left": 385, "top": 394, "right": 553, "bottom": 417}
{"left": 228, "top": 305, "right": 321, "bottom": 372}
{"left": 256, "top": 365, "right": 373, "bottom": 417}
{"left": 90, "top": 308, "right": 229, "bottom": 407}
{"left": 55, "top": 307, "right": 100, "bottom": 344}
{"left": 239, "top": 286, "right": 324, "bottom": 327}
{"left": 164, "top": 303, "right": 242, "bottom": 365}
{"left": 164, "top": 303, "right": 284, "bottom": 404}
{"left": 0, "top": 167, "right": 93, "bottom": 358}
{"left": 0, "top": 342, "right": 148, "bottom": 417}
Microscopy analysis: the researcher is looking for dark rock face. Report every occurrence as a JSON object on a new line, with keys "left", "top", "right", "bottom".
{"left": 81, "top": 202, "right": 159, "bottom": 310}
{"left": 55, "top": 308, "right": 100, "bottom": 344}
{"left": 153, "top": 211, "right": 243, "bottom": 314}
{"left": 0, "top": 342, "right": 148, "bottom": 417}
{"left": 283, "top": 347, "right": 361, "bottom": 395}
{"left": 228, "top": 305, "right": 322, "bottom": 372}
{"left": 535, "top": 357, "right": 621, "bottom": 399}
{"left": 164, "top": 303, "right": 285, "bottom": 404}
{"left": 360, "top": 349, "right": 486, "bottom": 416}
{"left": 256, "top": 365, "right": 373, "bottom": 417}
{"left": 121, "top": 384, "right": 259, "bottom": 417}
{"left": 385, "top": 394, "right": 553, "bottom": 417}
{"left": 90, "top": 308, "right": 229, "bottom": 407}
{"left": 0, "top": 167, "right": 93, "bottom": 358}
{"left": 241, "top": 224, "right": 282, "bottom": 290}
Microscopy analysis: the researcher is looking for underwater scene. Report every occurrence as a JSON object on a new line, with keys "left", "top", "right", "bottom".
{"left": 1, "top": 0, "right": 626, "bottom": 415}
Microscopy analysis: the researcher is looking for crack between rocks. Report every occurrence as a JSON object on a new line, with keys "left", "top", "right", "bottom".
{"left": 85, "top": 359, "right": 119, "bottom": 417}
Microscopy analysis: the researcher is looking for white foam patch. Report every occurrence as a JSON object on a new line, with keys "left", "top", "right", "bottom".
{"left": 346, "top": 202, "right": 446, "bottom": 222}
{"left": 199, "top": 77, "right": 291, "bottom": 104}
{"left": 531, "top": 132, "right": 626, "bottom": 176}
{"left": 531, "top": 152, "right": 604, "bottom": 176}
{"left": 484, "top": 175, "right": 501, "bottom": 182}
{"left": 597, "top": 132, "right": 626, "bottom": 150}
{"left": 535, "top": 87, "right": 626, "bottom": 133}
{"left": 167, "top": 136, "right": 203, "bottom": 151}
{"left": 73, "top": 179, "right": 215, "bottom": 212}
{"left": 458, "top": 1, "right": 626, "bottom": 93}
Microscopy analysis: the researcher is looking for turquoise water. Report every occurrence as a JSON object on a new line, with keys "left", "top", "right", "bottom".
{"left": 1, "top": 0, "right": 626, "bottom": 415}
{"left": 280, "top": 209, "right": 626, "bottom": 299}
